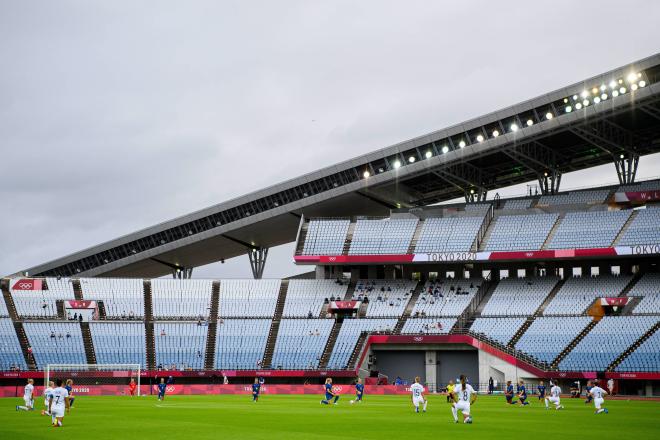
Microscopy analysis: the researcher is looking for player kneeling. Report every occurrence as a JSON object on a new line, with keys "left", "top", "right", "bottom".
{"left": 451, "top": 375, "right": 476, "bottom": 424}
{"left": 320, "top": 378, "right": 339, "bottom": 405}
{"left": 544, "top": 382, "right": 563, "bottom": 410}
{"left": 587, "top": 381, "right": 609, "bottom": 414}
{"left": 42, "top": 381, "right": 55, "bottom": 416}
{"left": 410, "top": 377, "right": 427, "bottom": 413}
{"left": 16, "top": 379, "right": 34, "bottom": 412}
{"left": 49, "top": 379, "right": 70, "bottom": 427}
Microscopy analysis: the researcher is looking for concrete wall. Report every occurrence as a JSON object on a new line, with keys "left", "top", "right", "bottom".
{"left": 372, "top": 350, "right": 426, "bottom": 383}
{"left": 436, "top": 350, "right": 479, "bottom": 387}
{"left": 477, "top": 349, "right": 538, "bottom": 391}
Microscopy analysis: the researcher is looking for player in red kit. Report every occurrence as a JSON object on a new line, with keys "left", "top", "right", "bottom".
{"left": 129, "top": 379, "right": 137, "bottom": 396}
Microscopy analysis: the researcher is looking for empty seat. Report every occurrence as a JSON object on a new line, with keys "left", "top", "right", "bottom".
{"left": 283, "top": 280, "right": 348, "bottom": 317}
{"left": 544, "top": 275, "right": 632, "bottom": 315}
{"left": 327, "top": 318, "right": 397, "bottom": 369}
{"left": 617, "top": 209, "right": 660, "bottom": 247}
{"left": 415, "top": 216, "right": 483, "bottom": 253}
{"left": 411, "top": 278, "right": 480, "bottom": 317}
{"left": 0, "top": 318, "right": 27, "bottom": 370}
{"left": 402, "top": 318, "right": 455, "bottom": 334}
{"left": 471, "top": 317, "right": 527, "bottom": 345}
{"left": 23, "top": 322, "right": 86, "bottom": 368}
{"left": 89, "top": 322, "right": 146, "bottom": 368}
{"left": 302, "top": 220, "right": 350, "bottom": 255}
{"left": 548, "top": 210, "right": 631, "bottom": 249}
{"left": 80, "top": 278, "right": 144, "bottom": 319}
{"left": 219, "top": 279, "right": 281, "bottom": 317}
{"left": 481, "top": 277, "right": 558, "bottom": 316}
{"left": 349, "top": 219, "right": 418, "bottom": 255}
{"left": 354, "top": 279, "right": 417, "bottom": 317}
{"left": 152, "top": 279, "right": 212, "bottom": 319}
{"left": 154, "top": 322, "right": 207, "bottom": 370}
{"left": 215, "top": 319, "right": 271, "bottom": 369}
{"left": 616, "top": 330, "right": 660, "bottom": 372}
{"left": 271, "top": 319, "right": 334, "bottom": 369}
{"left": 514, "top": 317, "right": 592, "bottom": 364}
{"left": 485, "top": 214, "right": 558, "bottom": 251}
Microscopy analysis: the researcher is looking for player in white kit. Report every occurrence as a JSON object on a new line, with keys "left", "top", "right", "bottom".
{"left": 587, "top": 381, "right": 609, "bottom": 414}
{"left": 48, "top": 379, "right": 70, "bottom": 427}
{"left": 410, "top": 377, "right": 427, "bottom": 413}
{"left": 451, "top": 375, "right": 476, "bottom": 424}
{"left": 544, "top": 382, "right": 563, "bottom": 410}
{"left": 42, "top": 381, "right": 55, "bottom": 416}
{"left": 16, "top": 379, "right": 34, "bottom": 411}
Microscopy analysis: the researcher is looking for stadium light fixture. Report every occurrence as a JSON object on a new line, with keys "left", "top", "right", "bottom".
{"left": 627, "top": 72, "right": 638, "bottom": 83}
{"left": 393, "top": 160, "right": 401, "bottom": 169}
{"left": 510, "top": 123, "right": 519, "bottom": 132}
{"left": 572, "top": 95, "right": 579, "bottom": 101}
{"left": 545, "top": 113, "right": 553, "bottom": 120}
{"left": 601, "top": 93, "right": 608, "bottom": 100}
{"left": 591, "top": 87, "right": 599, "bottom": 95}
{"left": 563, "top": 98, "right": 568, "bottom": 103}
{"left": 600, "top": 84, "right": 607, "bottom": 92}
{"left": 476, "top": 134, "right": 484, "bottom": 143}
{"left": 580, "top": 90, "right": 589, "bottom": 98}
{"left": 526, "top": 119, "right": 534, "bottom": 126}
{"left": 492, "top": 130, "right": 499, "bottom": 138}
{"left": 470, "top": 188, "right": 475, "bottom": 194}
{"left": 459, "top": 140, "right": 466, "bottom": 148}
{"left": 408, "top": 156, "right": 416, "bottom": 163}
{"left": 631, "top": 83, "right": 638, "bottom": 91}
{"left": 582, "top": 99, "right": 590, "bottom": 106}
{"left": 565, "top": 106, "right": 572, "bottom": 113}
{"left": 612, "top": 90, "right": 619, "bottom": 97}
{"left": 619, "top": 87, "right": 626, "bottom": 94}
{"left": 639, "top": 80, "right": 646, "bottom": 87}
{"left": 425, "top": 151, "right": 432, "bottom": 159}
{"left": 620, "top": 153, "right": 625, "bottom": 159}
{"left": 575, "top": 103, "right": 583, "bottom": 110}
{"left": 363, "top": 170, "right": 370, "bottom": 178}
{"left": 442, "top": 145, "right": 449, "bottom": 154}
{"left": 609, "top": 80, "right": 617, "bottom": 89}
{"left": 593, "top": 97, "right": 601, "bottom": 104}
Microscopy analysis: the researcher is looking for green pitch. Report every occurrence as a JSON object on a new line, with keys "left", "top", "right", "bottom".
{"left": 1, "top": 394, "right": 659, "bottom": 439}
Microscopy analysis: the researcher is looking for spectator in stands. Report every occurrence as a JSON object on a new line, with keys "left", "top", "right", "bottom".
{"left": 66, "top": 332, "right": 71, "bottom": 339}
{"left": 394, "top": 376, "right": 403, "bottom": 386}
{"left": 197, "top": 319, "right": 202, "bottom": 327}
{"left": 78, "top": 314, "right": 83, "bottom": 323}
{"left": 74, "top": 312, "right": 78, "bottom": 321}
{"left": 256, "top": 360, "right": 262, "bottom": 368}
{"left": 50, "top": 332, "right": 55, "bottom": 339}
{"left": 129, "top": 311, "right": 135, "bottom": 319}
{"left": 67, "top": 312, "right": 72, "bottom": 320}
{"left": 161, "top": 329, "right": 166, "bottom": 336}
{"left": 58, "top": 333, "right": 63, "bottom": 339}
{"left": 307, "top": 311, "right": 313, "bottom": 318}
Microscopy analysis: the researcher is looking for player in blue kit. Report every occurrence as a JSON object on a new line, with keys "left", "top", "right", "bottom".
{"left": 584, "top": 382, "right": 593, "bottom": 404}
{"left": 65, "top": 379, "right": 75, "bottom": 410}
{"left": 537, "top": 381, "right": 546, "bottom": 401}
{"left": 157, "top": 378, "right": 167, "bottom": 401}
{"left": 320, "top": 378, "right": 339, "bottom": 405}
{"left": 252, "top": 378, "right": 261, "bottom": 402}
{"left": 505, "top": 381, "right": 516, "bottom": 405}
{"left": 517, "top": 380, "right": 529, "bottom": 405}
{"left": 354, "top": 378, "right": 364, "bottom": 403}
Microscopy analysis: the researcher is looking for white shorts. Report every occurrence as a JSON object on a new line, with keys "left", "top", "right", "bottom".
{"left": 548, "top": 396, "right": 560, "bottom": 405}
{"left": 23, "top": 397, "right": 32, "bottom": 407}
{"left": 594, "top": 397, "right": 604, "bottom": 409}
{"left": 51, "top": 407, "right": 65, "bottom": 418}
{"left": 454, "top": 400, "right": 470, "bottom": 415}
{"left": 412, "top": 396, "right": 425, "bottom": 406}
{"left": 44, "top": 399, "right": 49, "bottom": 409}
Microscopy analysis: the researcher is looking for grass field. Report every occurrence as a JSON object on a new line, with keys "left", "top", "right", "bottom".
{"left": 1, "top": 394, "right": 659, "bottom": 439}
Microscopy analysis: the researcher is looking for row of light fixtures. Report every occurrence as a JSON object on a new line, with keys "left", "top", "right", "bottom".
{"left": 362, "top": 71, "right": 646, "bottom": 180}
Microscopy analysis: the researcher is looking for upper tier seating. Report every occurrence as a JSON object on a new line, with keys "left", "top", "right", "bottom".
{"left": 89, "top": 322, "right": 146, "bottom": 367}
{"left": 538, "top": 190, "right": 610, "bottom": 206}
{"left": 618, "top": 181, "right": 660, "bottom": 192}
{"left": 218, "top": 279, "right": 281, "bottom": 317}
{"left": 481, "top": 277, "right": 558, "bottom": 316}
{"left": 11, "top": 278, "right": 74, "bottom": 319}
{"left": 414, "top": 216, "right": 483, "bottom": 253}
{"left": 514, "top": 316, "right": 592, "bottom": 364}
{"left": 485, "top": 214, "right": 559, "bottom": 251}
{"left": 348, "top": 219, "right": 418, "bottom": 255}
{"left": 547, "top": 210, "right": 631, "bottom": 249}
{"left": 464, "top": 203, "right": 491, "bottom": 212}
{"left": 471, "top": 317, "right": 527, "bottom": 345}
{"left": 401, "top": 318, "right": 455, "bottom": 334}
{"left": 23, "top": 322, "right": 86, "bottom": 368}
{"left": 282, "top": 280, "right": 348, "bottom": 317}
{"left": 80, "top": 278, "right": 144, "bottom": 319}
{"left": 355, "top": 280, "right": 417, "bottom": 317}
{"left": 302, "top": 219, "right": 350, "bottom": 255}
{"left": 617, "top": 209, "right": 660, "bottom": 247}
{"left": 327, "top": 318, "right": 397, "bottom": 369}
{"left": 0, "top": 295, "right": 8, "bottom": 317}
{"left": 559, "top": 316, "right": 656, "bottom": 371}
{"left": 544, "top": 275, "right": 632, "bottom": 315}
{"left": 152, "top": 279, "right": 212, "bottom": 318}
{"left": 215, "top": 319, "right": 270, "bottom": 369}
{"left": 503, "top": 198, "right": 533, "bottom": 210}
{"left": 271, "top": 319, "right": 334, "bottom": 369}
{"left": 0, "top": 318, "right": 27, "bottom": 370}
{"left": 630, "top": 273, "right": 660, "bottom": 315}
{"left": 616, "top": 330, "right": 660, "bottom": 372}
{"left": 154, "top": 322, "right": 207, "bottom": 370}
{"left": 411, "top": 278, "right": 480, "bottom": 317}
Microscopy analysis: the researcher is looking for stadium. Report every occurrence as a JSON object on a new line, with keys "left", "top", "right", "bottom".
{"left": 2, "top": 3, "right": 660, "bottom": 439}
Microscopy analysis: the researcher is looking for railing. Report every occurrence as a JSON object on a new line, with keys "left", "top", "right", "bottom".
{"left": 473, "top": 205, "right": 494, "bottom": 251}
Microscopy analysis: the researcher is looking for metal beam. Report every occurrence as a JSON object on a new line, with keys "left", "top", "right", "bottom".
{"left": 248, "top": 248, "right": 268, "bottom": 279}
{"left": 614, "top": 152, "right": 639, "bottom": 184}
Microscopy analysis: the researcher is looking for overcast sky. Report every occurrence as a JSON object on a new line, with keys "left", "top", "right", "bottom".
{"left": 1, "top": 0, "right": 659, "bottom": 279}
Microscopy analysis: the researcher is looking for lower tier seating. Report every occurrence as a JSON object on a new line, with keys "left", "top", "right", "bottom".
{"left": 215, "top": 319, "right": 270, "bottom": 369}
{"left": 89, "top": 322, "right": 146, "bottom": 368}
{"left": 154, "top": 322, "right": 207, "bottom": 370}
{"left": 23, "top": 322, "right": 87, "bottom": 368}
{"left": 271, "top": 319, "right": 334, "bottom": 369}
{"left": 327, "top": 318, "right": 397, "bottom": 369}
{"left": 471, "top": 317, "right": 527, "bottom": 346}
{"left": 514, "top": 317, "right": 592, "bottom": 364}
{"left": 0, "top": 318, "right": 27, "bottom": 370}
{"left": 616, "top": 330, "right": 660, "bottom": 372}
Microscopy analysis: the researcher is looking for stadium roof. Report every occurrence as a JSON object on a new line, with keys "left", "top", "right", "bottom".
{"left": 17, "top": 53, "right": 660, "bottom": 278}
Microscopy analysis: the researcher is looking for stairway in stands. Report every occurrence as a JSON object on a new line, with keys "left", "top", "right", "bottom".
{"left": 473, "top": 279, "right": 500, "bottom": 317}
{"left": 204, "top": 281, "right": 221, "bottom": 370}
{"left": 318, "top": 319, "right": 343, "bottom": 369}
{"left": 1, "top": 279, "right": 36, "bottom": 370}
{"left": 347, "top": 331, "right": 369, "bottom": 369}
{"left": 406, "top": 221, "right": 425, "bottom": 254}
{"left": 143, "top": 280, "right": 156, "bottom": 370}
{"left": 534, "top": 278, "right": 565, "bottom": 317}
{"left": 341, "top": 222, "right": 356, "bottom": 255}
{"left": 541, "top": 213, "right": 566, "bottom": 250}
{"left": 394, "top": 281, "right": 423, "bottom": 333}
{"left": 343, "top": 279, "right": 357, "bottom": 301}
{"left": 450, "top": 278, "right": 495, "bottom": 334}
{"left": 607, "top": 321, "right": 660, "bottom": 372}
{"left": 550, "top": 319, "right": 598, "bottom": 369}
{"left": 295, "top": 221, "right": 309, "bottom": 255}
{"left": 620, "top": 271, "right": 643, "bottom": 297}
{"left": 72, "top": 279, "right": 97, "bottom": 364}
{"left": 613, "top": 210, "right": 638, "bottom": 245}
{"left": 262, "top": 280, "right": 289, "bottom": 368}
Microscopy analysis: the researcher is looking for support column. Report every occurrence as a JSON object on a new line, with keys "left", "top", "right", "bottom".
{"left": 614, "top": 153, "right": 639, "bottom": 185}
{"left": 425, "top": 351, "right": 437, "bottom": 392}
{"left": 248, "top": 248, "right": 269, "bottom": 279}
{"left": 538, "top": 169, "right": 562, "bottom": 195}
{"left": 172, "top": 267, "right": 193, "bottom": 279}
